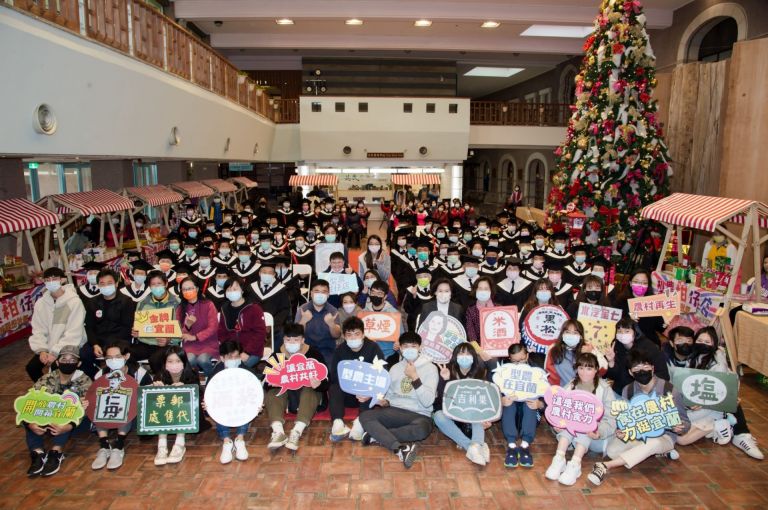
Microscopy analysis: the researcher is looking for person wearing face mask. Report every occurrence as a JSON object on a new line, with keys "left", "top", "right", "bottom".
{"left": 178, "top": 237, "right": 199, "bottom": 268}
{"left": 289, "top": 229, "right": 316, "bottom": 268}
{"left": 464, "top": 276, "right": 497, "bottom": 342}
{"left": 409, "top": 238, "right": 435, "bottom": 275}
{"left": 603, "top": 317, "right": 669, "bottom": 396}
{"left": 337, "top": 292, "right": 361, "bottom": 325}
{"left": 431, "top": 204, "right": 448, "bottom": 227}
{"left": 532, "top": 228, "right": 549, "bottom": 253}
{"left": 217, "top": 278, "right": 267, "bottom": 368}
{"left": 213, "top": 238, "right": 236, "bottom": 269}
{"left": 180, "top": 204, "right": 202, "bottom": 231}
{"left": 153, "top": 249, "right": 177, "bottom": 285}
{"left": 175, "top": 277, "right": 218, "bottom": 379}
{"left": 166, "top": 232, "right": 183, "bottom": 257}
{"left": 191, "top": 247, "right": 215, "bottom": 292}
{"left": 495, "top": 257, "right": 532, "bottom": 310}
{"left": 588, "top": 349, "right": 690, "bottom": 486}
{"left": 90, "top": 340, "right": 152, "bottom": 471}
{"left": 76, "top": 261, "right": 106, "bottom": 304}
{"left": 544, "top": 320, "right": 607, "bottom": 386}
{"left": 362, "top": 281, "right": 405, "bottom": 357}
{"left": 518, "top": 279, "right": 562, "bottom": 359}
{"left": 318, "top": 197, "right": 335, "bottom": 222}
{"left": 295, "top": 279, "right": 342, "bottom": 365}
{"left": 231, "top": 244, "right": 260, "bottom": 284}
{"left": 358, "top": 235, "right": 391, "bottom": 285}
{"left": 323, "top": 252, "right": 363, "bottom": 308}
{"left": 328, "top": 317, "right": 386, "bottom": 442}
{"left": 522, "top": 251, "right": 548, "bottom": 282}
{"left": 416, "top": 279, "right": 464, "bottom": 329}
{"left": 588, "top": 256, "right": 615, "bottom": 295}
{"left": 433, "top": 245, "right": 465, "bottom": 280}
{"left": 277, "top": 198, "right": 295, "bottom": 226}
{"left": 566, "top": 275, "right": 611, "bottom": 319}
{"left": 271, "top": 227, "right": 288, "bottom": 253}
{"left": 358, "top": 269, "right": 397, "bottom": 308}
{"left": 344, "top": 204, "right": 365, "bottom": 249}
{"left": 451, "top": 255, "right": 482, "bottom": 309}
{"left": 207, "top": 195, "right": 224, "bottom": 226}
{"left": 564, "top": 245, "right": 591, "bottom": 287}
{"left": 167, "top": 263, "right": 193, "bottom": 299}
{"left": 612, "top": 268, "right": 665, "bottom": 347}
{"left": 204, "top": 265, "right": 231, "bottom": 310}
{"left": 130, "top": 271, "right": 182, "bottom": 372}
{"left": 299, "top": 198, "right": 314, "bottom": 220}
{"left": 403, "top": 267, "right": 435, "bottom": 331}
{"left": 23, "top": 345, "right": 93, "bottom": 477}
{"left": 255, "top": 232, "right": 277, "bottom": 262}
{"left": 546, "top": 261, "right": 575, "bottom": 310}
{"left": 545, "top": 232, "right": 573, "bottom": 265}
{"left": 249, "top": 262, "right": 291, "bottom": 351}
{"left": 358, "top": 332, "right": 438, "bottom": 469}
{"left": 479, "top": 244, "right": 506, "bottom": 283}
{"left": 516, "top": 238, "right": 534, "bottom": 265}
{"left": 120, "top": 259, "right": 153, "bottom": 303}
{"left": 84, "top": 269, "right": 136, "bottom": 360}
{"left": 26, "top": 267, "right": 89, "bottom": 382}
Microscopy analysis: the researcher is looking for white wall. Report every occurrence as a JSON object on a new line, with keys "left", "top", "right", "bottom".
{"left": 0, "top": 7, "right": 275, "bottom": 161}
{"left": 469, "top": 125, "right": 566, "bottom": 149}
{"left": 271, "top": 124, "right": 301, "bottom": 162}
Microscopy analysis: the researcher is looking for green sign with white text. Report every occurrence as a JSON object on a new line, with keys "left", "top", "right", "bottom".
{"left": 137, "top": 385, "right": 199, "bottom": 435}
{"left": 672, "top": 368, "right": 738, "bottom": 413}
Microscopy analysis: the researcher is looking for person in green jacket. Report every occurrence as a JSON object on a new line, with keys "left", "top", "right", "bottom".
{"left": 131, "top": 270, "right": 181, "bottom": 372}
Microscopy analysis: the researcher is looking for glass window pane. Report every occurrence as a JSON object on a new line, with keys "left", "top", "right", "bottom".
{"left": 36, "top": 163, "right": 61, "bottom": 199}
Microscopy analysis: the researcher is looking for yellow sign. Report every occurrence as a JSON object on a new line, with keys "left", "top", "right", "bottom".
{"left": 134, "top": 307, "right": 182, "bottom": 338}
{"left": 577, "top": 303, "right": 623, "bottom": 354}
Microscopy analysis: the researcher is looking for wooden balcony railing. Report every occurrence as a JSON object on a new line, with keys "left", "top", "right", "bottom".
{"left": 470, "top": 101, "right": 571, "bottom": 126}
{"left": 271, "top": 99, "right": 300, "bottom": 124}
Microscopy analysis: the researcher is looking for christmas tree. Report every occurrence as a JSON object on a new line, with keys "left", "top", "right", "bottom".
{"left": 546, "top": 0, "right": 672, "bottom": 264}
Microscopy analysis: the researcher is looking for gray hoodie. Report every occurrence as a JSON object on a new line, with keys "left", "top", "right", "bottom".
{"left": 386, "top": 354, "right": 439, "bottom": 417}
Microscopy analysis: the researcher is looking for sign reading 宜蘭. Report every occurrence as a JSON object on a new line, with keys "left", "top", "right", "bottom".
{"left": 671, "top": 368, "right": 738, "bottom": 413}
{"left": 577, "top": 303, "right": 623, "bottom": 354}
{"left": 314, "top": 242, "right": 346, "bottom": 274}
{"left": 338, "top": 356, "right": 391, "bottom": 407}
{"left": 479, "top": 306, "right": 520, "bottom": 357}
{"left": 318, "top": 272, "right": 359, "bottom": 295}
{"left": 137, "top": 385, "right": 199, "bottom": 435}
{"left": 610, "top": 392, "right": 681, "bottom": 443}
{"left": 417, "top": 311, "right": 468, "bottom": 363}
{"left": 522, "top": 304, "right": 569, "bottom": 354}
{"left": 85, "top": 373, "right": 138, "bottom": 429}
{"left": 204, "top": 368, "right": 264, "bottom": 427}
{"left": 14, "top": 389, "right": 85, "bottom": 426}
{"left": 133, "top": 307, "right": 182, "bottom": 338}
{"left": 627, "top": 290, "right": 681, "bottom": 320}
{"left": 442, "top": 379, "right": 502, "bottom": 423}
{"left": 264, "top": 353, "right": 329, "bottom": 395}
{"left": 492, "top": 364, "right": 550, "bottom": 401}
{"left": 358, "top": 311, "right": 401, "bottom": 343}
{"left": 543, "top": 385, "right": 604, "bottom": 434}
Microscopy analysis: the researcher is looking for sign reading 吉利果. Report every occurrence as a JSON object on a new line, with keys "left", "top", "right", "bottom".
{"left": 442, "top": 379, "right": 502, "bottom": 424}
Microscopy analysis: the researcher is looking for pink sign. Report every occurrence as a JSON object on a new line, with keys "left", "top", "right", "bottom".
{"left": 479, "top": 306, "right": 520, "bottom": 357}
{"left": 543, "top": 385, "right": 604, "bottom": 435}
{"left": 627, "top": 290, "right": 680, "bottom": 319}
{"left": 263, "top": 353, "right": 328, "bottom": 396}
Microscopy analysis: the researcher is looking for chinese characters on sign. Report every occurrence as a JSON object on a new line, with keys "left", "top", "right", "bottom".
{"left": 357, "top": 312, "right": 401, "bottom": 343}
{"left": 263, "top": 353, "right": 329, "bottom": 395}
{"left": 627, "top": 290, "right": 681, "bottom": 320}
{"left": 318, "top": 272, "right": 360, "bottom": 295}
{"left": 577, "top": 303, "right": 623, "bottom": 354}
{"left": 522, "top": 304, "right": 570, "bottom": 354}
{"left": 204, "top": 368, "right": 264, "bottom": 427}
{"left": 133, "top": 307, "right": 182, "bottom": 338}
{"left": 479, "top": 306, "right": 520, "bottom": 357}
{"left": 314, "top": 243, "right": 346, "bottom": 273}
{"left": 0, "top": 285, "right": 44, "bottom": 342}
{"left": 442, "top": 380, "right": 502, "bottom": 423}
{"left": 14, "top": 389, "right": 85, "bottom": 426}
{"left": 672, "top": 368, "right": 738, "bottom": 413}
{"left": 85, "top": 373, "right": 138, "bottom": 429}
{"left": 543, "top": 385, "right": 604, "bottom": 434}
{"left": 417, "top": 311, "right": 468, "bottom": 363}
{"left": 338, "top": 357, "right": 391, "bottom": 407}
{"left": 610, "top": 392, "right": 681, "bottom": 443}
{"left": 492, "top": 364, "right": 550, "bottom": 401}
{"left": 137, "top": 385, "right": 199, "bottom": 435}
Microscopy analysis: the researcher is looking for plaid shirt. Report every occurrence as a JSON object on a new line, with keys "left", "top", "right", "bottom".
{"left": 33, "top": 370, "right": 92, "bottom": 398}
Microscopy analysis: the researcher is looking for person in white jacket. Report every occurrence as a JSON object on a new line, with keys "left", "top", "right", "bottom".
{"left": 25, "top": 267, "right": 90, "bottom": 381}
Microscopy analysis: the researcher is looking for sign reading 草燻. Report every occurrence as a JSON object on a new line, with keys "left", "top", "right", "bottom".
{"left": 263, "top": 353, "right": 329, "bottom": 395}
{"left": 610, "top": 392, "right": 681, "bottom": 443}
{"left": 522, "top": 304, "right": 569, "bottom": 354}
{"left": 85, "top": 373, "right": 138, "bottom": 429}
{"left": 492, "top": 363, "right": 550, "bottom": 401}
{"left": 14, "top": 389, "right": 85, "bottom": 426}
{"left": 417, "top": 311, "right": 467, "bottom": 363}
{"left": 358, "top": 311, "right": 401, "bottom": 343}
{"left": 543, "top": 385, "right": 604, "bottom": 434}
{"left": 338, "top": 356, "right": 391, "bottom": 407}
{"left": 671, "top": 368, "right": 738, "bottom": 413}
{"left": 479, "top": 306, "right": 520, "bottom": 357}
{"left": 442, "top": 379, "right": 502, "bottom": 423}
{"left": 137, "top": 385, "right": 199, "bottom": 435}
{"left": 133, "top": 307, "right": 182, "bottom": 338}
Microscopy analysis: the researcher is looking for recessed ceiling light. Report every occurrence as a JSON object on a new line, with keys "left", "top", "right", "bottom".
{"left": 481, "top": 21, "right": 500, "bottom": 28}
{"left": 414, "top": 19, "right": 432, "bottom": 27}
{"left": 521, "top": 25, "right": 593, "bottom": 38}
{"left": 275, "top": 18, "right": 294, "bottom": 25}
{"left": 346, "top": 19, "right": 363, "bottom": 26}
{"left": 464, "top": 67, "right": 524, "bottom": 78}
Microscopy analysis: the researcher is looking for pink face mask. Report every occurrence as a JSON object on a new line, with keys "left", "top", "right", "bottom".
{"left": 631, "top": 284, "right": 648, "bottom": 297}
{"left": 165, "top": 361, "right": 184, "bottom": 375}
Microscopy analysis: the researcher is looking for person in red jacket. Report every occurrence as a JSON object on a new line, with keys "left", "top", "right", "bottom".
{"left": 431, "top": 203, "right": 449, "bottom": 227}
{"left": 217, "top": 277, "right": 266, "bottom": 368}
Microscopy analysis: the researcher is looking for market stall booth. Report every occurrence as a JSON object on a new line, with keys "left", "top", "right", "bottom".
{"left": 289, "top": 174, "right": 338, "bottom": 202}
{"left": 391, "top": 173, "right": 442, "bottom": 206}
{"left": 169, "top": 181, "right": 215, "bottom": 218}
{"left": 122, "top": 184, "right": 183, "bottom": 235}
{"left": 201, "top": 179, "right": 238, "bottom": 209}
{"left": 228, "top": 176, "right": 258, "bottom": 206}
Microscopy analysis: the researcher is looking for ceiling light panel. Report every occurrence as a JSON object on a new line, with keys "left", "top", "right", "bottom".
{"left": 521, "top": 25, "right": 593, "bottom": 38}
{"left": 464, "top": 67, "right": 524, "bottom": 78}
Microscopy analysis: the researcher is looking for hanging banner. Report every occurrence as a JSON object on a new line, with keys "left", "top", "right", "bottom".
{"left": 14, "top": 389, "right": 85, "bottom": 426}
{"left": 318, "top": 272, "right": 359, "bottom": 295}
{"left": 0, "top": 284, "right": 44, "bottom": 346}
{"left": 522, "top": 304, "right": 569, "bottom": 354}
{"left": 137, "top": 385, "right": 200, "bottom": 435}
{"left": 263, "top": 353, "right": 329, "bottom": 396}
{"left": 85, "top": 373, "right": 139, "bottom": 429}
{"left": 610, "top": 392, "right": 681, "bottom": 443}
{"left": 338, "top": 357, "right": 391, "bottom": 407}
{"left": 133, "top": 307, "right": 182, "bottom": 338}
{"left": 479, "top": 306, "right": 520, "bottom": 357}
{"left": 492, "top": 363, "right": 550, "bottom": 401}
{"left": 671, "top": 368, "right": 738, "bottom": 413}
{"left": 627, "top": 290, "right": 681, "bottom": 320}
{"left": 416, "top": 311, "right": 468, "bottom": 363}
{"left": 543, "top": 385, "right": 604, "bottom": 434}
{"left": 204, "top": 368, "right": 264, "bottom": 427}
{"left": 442, "top": 379, "right": 502, "bottom": 424}
{"left": 314, "top": 242, "right": 346, "bottom": 274}
{"left": 357, "top": 311, "right": 401, "bottom": 343}
{"left": 577, "top": 303, "right": 622, "bottom": 354}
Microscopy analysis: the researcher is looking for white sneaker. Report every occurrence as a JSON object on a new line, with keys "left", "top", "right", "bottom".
{"left": 220, "top": 441, "right": 234, "bottom": 464}
{"left": 106, "top": 448, "right": 124, "bottom": 470}
{"left": 234, "top": 438, "right": 249, "bottom": 461}
{"left": 349, "top": 417, "right": 365, "bottom": 441}
{"left": 166, "top": 444, "right": 186, "bottom": 464}
{"left": 465, "top": 443, "right": 486, "bottom": 466}
{"left": 558, "top": 459, "right": 582, "bottom": 486}
{"left": 733, "top": 433, "right": 764, "bottom": 460}
{"left": 92, "top": 448, "right": 111, "bottom": 470}
{"left": 713, "top": 419, "right": 733, "bottom": 445}
{"left": 545, "top": 454, "right": 567, "bottom": 481}
{"left": 481, "top": 442, "right": 490, "bottom": 464}
{"left": 154, "top": 447, "right": 169, "bottom": 466}
{"left": 268, "top": 431, "right": 288, "bottom": 451}
{"left": 285, "top": 429, "right": 302, "bottom": 451}
{"left": 330, "top": 420, "right": 350, "bottom": 442}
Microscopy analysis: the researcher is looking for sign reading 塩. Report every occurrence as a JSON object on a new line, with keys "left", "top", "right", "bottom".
{"left": 522, "top": 304, "right": 569, "bottom": 354}
{"left": 577, "top": 303, "right": 622, "bottom": 354}
{"left": 610, "top": 392, "right": 681, "bottom": 443}
{"left": 358, "top": 311, "right": 401, "bottom": 343}
{"left": 416, "top": 311, "right": 468, "bottom": 363}
{"left": 442, "top": 379, "right": 502, "bottom": 423}
{"left": 479, "top": 306, "right": 520, "bottom": 357}
{"left": 543, "top": 385, "right": 604, "bottom": 434}
{"left": 314, "top": 242, "right": 346, "bottom": 274}
{"left": 14, "top": 389, "right": 85, "bottom": 426}
{"left": 338, "top": 356, "right": 391, "bottom": 407}
{"left": 137, "top": 385, "right": 199, "bottom": 435}
{"left": 318, "top": 272, "right": 359, "bottom": 295}
{"left": 627, "top": 290, "right": 681, "bottom": 320}
{"left": 263, "top": 353, "right": 329, "bottom": 395}
{"left": 85, "top": 373, "right": 138, "bottom": 429}
{"left": 672, "top": 368, "right": 738, "bottom": 413}
{"left": 133, "top": 307, "right": 182, "bottom": 338}
{"left": 204, "top": 368, "right": 264, "bottom": 427}
{"left": 492, "top": 364, "right": 550, "bottom": 401}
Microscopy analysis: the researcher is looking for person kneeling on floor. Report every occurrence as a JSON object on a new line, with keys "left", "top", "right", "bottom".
{"left": 358, "top": 332, "right": 438, "bottom": 469}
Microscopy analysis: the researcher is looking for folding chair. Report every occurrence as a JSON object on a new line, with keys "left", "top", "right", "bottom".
{"left": 263, "top": 311, "right": 275, "bottom": 357}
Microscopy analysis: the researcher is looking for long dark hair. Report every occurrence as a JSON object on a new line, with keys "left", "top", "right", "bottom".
{"left": 522, "top": 278, "right": 560, "bottom": 311}
{"left": 573, "top": 275, "right": 610, "bottom": 306}
{"left": 154, "top": 346, "right": 198, "bottom": 385}
{"left": 471, "top": 276, "right": 496, "bottom": 302}
{"left": 570, "top": 352, "right": 601, "bottom": 393}
{"left": 364, "top": 235, "right": 384, "bottom": 270}
{"left": 447, "top": 343, "right": 486, "bottom": 380}
{"left": 693, "top": 326, "right": 719, "bottom": 370}
{"left": 548, "top": 320, "right": 586, "bottom": 364}
{"left": 617, "top": 267, "right": 654, "bottom": 302}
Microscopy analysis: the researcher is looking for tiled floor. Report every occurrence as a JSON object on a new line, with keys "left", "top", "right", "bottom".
{"left": 1, "top": 344, "right": 768, "bottom": 509}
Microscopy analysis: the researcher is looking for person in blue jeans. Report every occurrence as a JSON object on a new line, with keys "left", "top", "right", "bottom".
{"left": 501, "top": 344, "right": 544, "bottom": 468}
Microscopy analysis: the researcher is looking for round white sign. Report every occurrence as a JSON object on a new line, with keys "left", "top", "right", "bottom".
{"left": 204, "top": 368, "right": 264, "bottom": 427}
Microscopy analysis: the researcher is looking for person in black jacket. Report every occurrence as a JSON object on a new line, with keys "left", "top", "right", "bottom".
{"left": 249, "top": 260, "right": 291, "bottom": 351}
{"left": 84, "top": 269, "right": 136, "bottom": 359}
{"left": 604, "top": 317, "right": 670, "bottom": 395}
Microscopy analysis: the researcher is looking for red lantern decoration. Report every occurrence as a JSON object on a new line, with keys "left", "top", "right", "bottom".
{"left": 565, "top": 210, "right": 587, "bottom": 239}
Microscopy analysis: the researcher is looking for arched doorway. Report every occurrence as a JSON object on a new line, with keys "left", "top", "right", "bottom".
{"left": 499, "top": 155, "right": 517, "bottom": 203}
{"left": 694, "top": 17, "right": 738, "bottom": 62}
{"left": 525, "top": 154, "right": 549, "bottom": 209}
{"left": 678, "top": 3, "right": 747, "bottom": 63}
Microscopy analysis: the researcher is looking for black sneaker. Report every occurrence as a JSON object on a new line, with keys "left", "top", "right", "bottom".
{"left": 518, "top": 447, "right": 533, "bottom": 467}
{"left": 27, "top": 451, "right": 46, "bottom": 477}
{"left": 587, "top": 462, "right": 607, "bottom": 486}
{"left": 361, "top": 432, "right": 377, "bottom": 447}
{"left": 41, "top": 450, "right": 64, "bottom": 477}
{"left": 397, "top": 443, "right": 419, "bottom": 469}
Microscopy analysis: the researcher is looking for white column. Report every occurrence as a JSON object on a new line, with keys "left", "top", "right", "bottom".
{"left": 449, "top": 164, "right": 463, "bottom": 201}
{"left": 297, "top": 164, "right": 310, "bottom": 198}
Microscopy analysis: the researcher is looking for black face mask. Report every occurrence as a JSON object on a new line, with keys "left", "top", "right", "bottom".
{"left": 674, "top": 343, "right": 693, "bottom": 357}
{"left": 693, "top": 343, "right": 714, "bottom": 356}
{"left": 585, "top": 290, "right": 602, "bottom": 302}
{"left": 58, "top": 362, "right": 78, "bottom": 375}
{"left": 632, "top": 369, "right": 653, "bottom": 385}
{"left": 369, "top": 295, "right": 384, "bottom": 307}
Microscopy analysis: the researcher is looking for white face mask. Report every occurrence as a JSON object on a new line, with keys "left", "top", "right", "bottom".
{"left": 285, "top": 342, "right": 301, "bottom": 354}
{"left": 436, "top": 291, "right": 451, "bottom": 304}
{"left": 342, "top": 303, "right": 356, "bottom": 314}
{"left": 368, "top": 244, "right": 381, "bottom": 254}
{"left": 562, "top": 333, "right": 581, "bottom": 348}
{"left": 616, "top": 332, "right": 634, "bottom": 346}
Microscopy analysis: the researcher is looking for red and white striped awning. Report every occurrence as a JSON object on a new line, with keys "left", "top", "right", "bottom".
{"left": 289, "top": 174, "right": 338, "bottom": 186}
{"left": 170, "top": 181, "right": 215, "bottom": 198}
{"left": 50, "top": 190, "right": 135, "bottom": 216}
{"left": 201, "top": 179, "right": 238, "bottom": 193}
{"left": 392, "top": 174, "right": 441, "bottom": 185}
{"left": 124, "top": 185, "right": 183, "bottom": 207}
{"left": 0, "top": 198, "right": 59, "bottom": 235}
{"left": 641, "top": 193, "right": 764, "bottom": 232}
{"left": 229, "top": 176, "right": 258, "bottom": 189}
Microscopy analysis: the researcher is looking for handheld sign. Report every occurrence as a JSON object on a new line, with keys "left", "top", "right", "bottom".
{"left": 314, "top": 242, "right": 346, "bottom": 274}
{"left": 318, "top": 272, "right": 359, "bottom": 295}
{"left": 358, "top": 311, "right": 401, "bottom": 343}
{"left": 577, "top": 303, "right": 623, "bottom": 355}
{"left": 544, "top": 385, "right": 604, "bottom": 434}
{"left": 417, "top": 311, "right": 467, "bottom": 363}
{"left": 263, "top": 353, "right": 329, "bottom": 396}
{"left": 15, "top": 389, "right": 85, "bottom": 427}
{"left": 442, "top": 379, "right": 502, "bottom": 423}
{"left": 85, "top": 373, "right": 138, "bottom": 429}
{"left": 338, "top": 356, "right": 391, "bottom": 407}
{"left": 627, "top": 290, "right": 681, "bottom": 320}
{"left": 133, "top": 307, "right": 182, "bottom": 338}
{"left": 492, "top": 364, "right": 550, "bottom": 401}
{"left": 137, "top": 385, "right": 200, "bottom": 435}
{"left": 204, "top": 368, "right": 264, "bottom": 427}
{"left": 671, "top": 368, "right": 738, "bottom": 413}
{"left": 522, "top": 304, "right": 569, "bottom": 354}
{"left": 610, "top": 392, "right": 681, "bottom": 443}
{"left": 479, "top": 306, "right": 520, "bottom": 357}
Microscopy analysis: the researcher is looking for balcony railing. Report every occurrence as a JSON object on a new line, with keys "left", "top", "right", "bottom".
{"left": 470, "top": 101, "right": 571, "bottom": 126}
